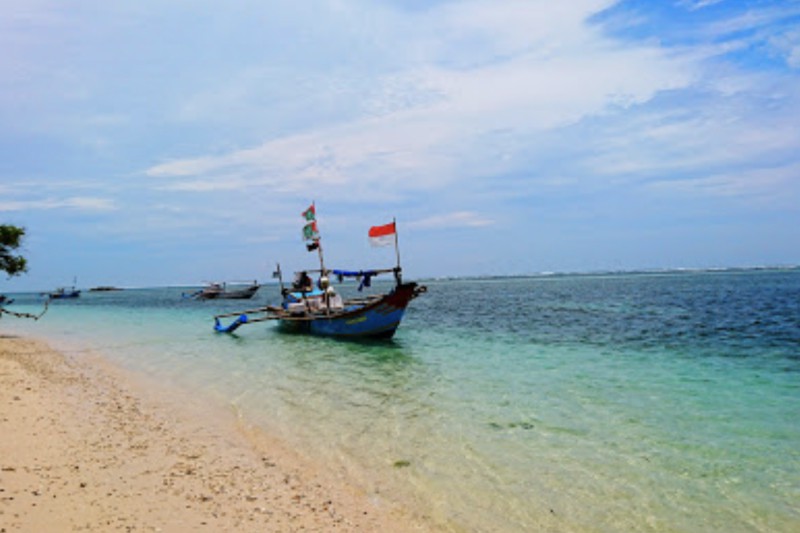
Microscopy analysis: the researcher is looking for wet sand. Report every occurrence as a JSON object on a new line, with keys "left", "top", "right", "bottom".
{"left": 0, "top": 335, "right": 429, "bottom": 532}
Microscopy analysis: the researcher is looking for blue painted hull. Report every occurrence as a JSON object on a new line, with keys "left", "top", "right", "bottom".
{"left": 278, "top": 282, "right": 418, "bottom": 339}
{"left": 49, "top": 290, "right": 81, "bottom": 299}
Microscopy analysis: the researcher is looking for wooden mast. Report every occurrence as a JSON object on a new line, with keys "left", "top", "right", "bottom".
{"left": 313, "top": 201, "right": 326, "bottom": 275}
{"left": 275, "top": 263, "right": 285, "bottom": 294}
{"left": 393, "top": 217, "right": 402, "bottom": 284}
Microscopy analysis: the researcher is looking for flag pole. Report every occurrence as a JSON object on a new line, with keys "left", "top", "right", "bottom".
{"left": 314, "top": 201, "right": 326, "bottom": 275}
{"left": 393, "top": 217, "right": 402, "bottom": 284}
{"left": 275, "top": 263, "right": 285, "bottom": 294}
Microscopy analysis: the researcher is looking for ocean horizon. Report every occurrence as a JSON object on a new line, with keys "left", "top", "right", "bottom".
{"left": 6, "top": 264, "right": 800, "bottom": 294}
{"left": 3, "top": 268, "right": 799, "bottom": 531}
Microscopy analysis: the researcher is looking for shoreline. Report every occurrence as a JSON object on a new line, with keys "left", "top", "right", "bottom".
{"left": 0, "top": 335, "right": 431, "bottom": 532}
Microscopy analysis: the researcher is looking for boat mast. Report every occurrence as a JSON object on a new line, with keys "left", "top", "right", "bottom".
{"left": 313, "top": 201, "right": 326, "bottom": 275}
{"left": 393, "top": 217, "right": 402, "bottom": 284}
{"left": 275, "top": 263, "right": 285, "bottom": 294}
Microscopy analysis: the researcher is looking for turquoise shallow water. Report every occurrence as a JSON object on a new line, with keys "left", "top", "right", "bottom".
{"left": 3, "top": 270, "right": 799, "bottom": 531}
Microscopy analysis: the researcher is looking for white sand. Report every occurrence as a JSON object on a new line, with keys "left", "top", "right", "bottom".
{"left": 0, "top": 335, "right": 432, "bottom": 532}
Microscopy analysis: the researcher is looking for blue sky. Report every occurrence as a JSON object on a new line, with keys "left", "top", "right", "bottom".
{"left": 2, "top": 0, "right": 799, "bottom": 290}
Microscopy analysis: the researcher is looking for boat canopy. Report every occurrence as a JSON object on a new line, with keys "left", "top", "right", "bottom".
{"left": 332, "top": 269, "right": 381, "bottom": 290}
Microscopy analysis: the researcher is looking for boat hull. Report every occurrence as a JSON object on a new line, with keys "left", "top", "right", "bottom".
{"left": 219, "top": 285, "right": 260, "bottom": 299}
{"left": 196, "top": 285, "right": 260, "bottom": 300}
{"left": 49, "top": 291, "right": 80, "bottom": 299}
{"left": 277, "top": 282, "right": 418, "bottom": 339}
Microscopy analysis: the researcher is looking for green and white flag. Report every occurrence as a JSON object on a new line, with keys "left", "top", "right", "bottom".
{"left": 302, "top": 221, "right": 319, "bottom": 241}
{"left": 301, "top": 204, "right": 316, "bottom": 221}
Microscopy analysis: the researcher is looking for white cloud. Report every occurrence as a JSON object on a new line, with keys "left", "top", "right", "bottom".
{"left": 790, "top": 46, "right": 800, "bottom": 69}
{"left": 704, "top": 4, "right": 800, "bottom": 40}
{"left": 0, "top": 197, "right": 117, "bottom": 212}
{"left": 144, "top": 0, "right": 695, "bottom": 203}
{"left": 769, "top": 29, "right": 800, "bottom": 69}
{"left": 677, "top": 0, "right": 724, "bottom": 11}
{"left": 428, "top": 0, "right": 615, "bottom": 60}
{"left": 601, "top": 86, "right": 798, "bottom": 169}
{"left": 645, "top": 161, "right": 800, "bottom": 208}
{"left": 3, "top": 0, "right": 799, "bottom": 285}
{"left": 409, "top": 211, "right": 494, "bottom": 229}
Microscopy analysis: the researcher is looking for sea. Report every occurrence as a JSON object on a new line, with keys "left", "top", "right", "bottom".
{"left": 3, "top": 269, "right": 799, "bottom": 532}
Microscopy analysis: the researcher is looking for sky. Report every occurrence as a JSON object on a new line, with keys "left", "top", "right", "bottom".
{"left": 1, "top": 0, "right": 799, "bottom": 290}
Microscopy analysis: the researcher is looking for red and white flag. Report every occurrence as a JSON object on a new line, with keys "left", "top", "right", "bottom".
{"left": 368, "top": 222, "right": 396, "bottom": 247}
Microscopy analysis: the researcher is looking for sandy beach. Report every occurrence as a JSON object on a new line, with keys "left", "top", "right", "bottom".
{"left": 0, "top": 335, "right": 429, "bottom": 532}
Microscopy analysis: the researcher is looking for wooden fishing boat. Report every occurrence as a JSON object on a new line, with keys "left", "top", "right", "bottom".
{"left": 48, "top": 287, "right": 80, "bottom": 299}
{"left": 214, "top": 270, "right": 425, "bottom": 338}
{"left": 47, "top": 277, "right": 80, "bottom": 299}
{"left": 185, "top": 281, "right": 260, "bottom": 300}
{"left": 213, "top": 205, "right": 426, "bottom": 339}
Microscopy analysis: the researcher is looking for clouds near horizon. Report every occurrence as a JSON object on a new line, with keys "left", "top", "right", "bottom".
{"left": 1, "top": 0, "right": 798, "bottom": 288}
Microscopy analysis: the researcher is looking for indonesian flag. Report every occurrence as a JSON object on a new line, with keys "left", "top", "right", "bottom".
{"left": 368, "top": 222, "right": 396, "bottom": 247}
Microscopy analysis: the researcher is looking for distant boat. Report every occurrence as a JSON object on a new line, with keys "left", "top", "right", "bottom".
{"left": 214, "top": 205, "right": 426, "bottom": 339}
{"left": 184, "top": 281, "right": 260, "bottom": 300}
{"left": 88, "top": 286, "right": 123, "bottom": 292}
{"left": 47, "top": 277, "right": 80, "bottom": 299}
{"left": 48, "top": 287, "right": 81, "bottom": 299}
{"left": 0, "top": 295, "right": 14, "bottom": 305}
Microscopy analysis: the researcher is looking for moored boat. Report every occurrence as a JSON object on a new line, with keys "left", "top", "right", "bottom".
{"left": 215, "top": 270, "right": 425, "bottom": 338}
{"left": 47, "top": 277, "right": 80, "bottom": 299}
{"left": 48, "top": 286, "right": 80, "bottom": 299}
{"left": 184, "top": 281, "right": 260, "bottom": 300}
{"left": 213, "top": 204, "right": 426, "bottom": 339}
